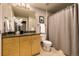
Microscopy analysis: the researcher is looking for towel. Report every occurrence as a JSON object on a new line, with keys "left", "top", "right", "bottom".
{"left": 4, "top": 19, "right": 10, "bottom": 32}
{"left": 40, "top": 24, "right": 46, "bottom": 33}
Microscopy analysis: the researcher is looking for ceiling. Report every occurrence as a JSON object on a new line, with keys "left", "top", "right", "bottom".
{"left": 30, "top": 3, "right": 74, "bottom": 13}
{"left": 11, "top": 3, "right": 74, "bottom": 17}
{"left": 12, "top": 5, "right": 35, "bottom": 18}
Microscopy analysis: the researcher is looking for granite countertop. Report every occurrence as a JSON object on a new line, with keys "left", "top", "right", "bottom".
{"left": 2, "top": 33, "right": 40, "bottom": 38}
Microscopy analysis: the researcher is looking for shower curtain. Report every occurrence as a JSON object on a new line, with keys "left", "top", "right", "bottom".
{"left": 48, "top": 4, "right": 79, "bottom": 56}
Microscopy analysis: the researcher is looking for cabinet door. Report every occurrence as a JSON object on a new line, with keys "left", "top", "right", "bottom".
{"left": 3, "top": 37, "right": 19, "bottom": 56}
{"left": 32, "top": 35, "right": 41, "bottom": 55}
{"left": 20, "top": 36, "right": 32, "bottom": 56}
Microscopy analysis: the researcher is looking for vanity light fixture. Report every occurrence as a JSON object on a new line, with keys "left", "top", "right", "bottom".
{"left": 12, "top": 3, "right": 31, "bottom": 10}
{"left": 26, "top": 4, "right": 31, "bottom": 9}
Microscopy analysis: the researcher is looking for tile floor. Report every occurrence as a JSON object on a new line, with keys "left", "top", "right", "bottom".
{"left": 37, "top": 47, "right": 65, "bottom": 56}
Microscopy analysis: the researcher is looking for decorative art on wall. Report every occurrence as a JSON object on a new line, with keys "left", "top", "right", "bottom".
{"left": 39, "top": 16, "right": 44, "bottom": 23}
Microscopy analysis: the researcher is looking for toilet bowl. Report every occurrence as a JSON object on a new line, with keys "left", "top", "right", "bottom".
{"left": 43, "top": 40, "right": 52, "bottom": 47}
{"left": 42, "top": 40, "right": 52, "bottom": 51}
{"left": 40, "top": 34, "right": 52, "bottom": 51}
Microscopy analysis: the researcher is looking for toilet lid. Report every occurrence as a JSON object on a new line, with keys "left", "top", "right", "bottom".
{"left": 43, "top": 40, "right": 52, "bottom": 44}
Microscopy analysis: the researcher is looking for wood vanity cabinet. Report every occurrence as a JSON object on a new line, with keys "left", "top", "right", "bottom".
{"left": 2, "top": 34, "right": 41, "bottom": 56}
{"left": 20, "top": 36, "right": 32, "bottom": 56}
{"left": 3, "top": 37, "right": 19, "bottom": 56}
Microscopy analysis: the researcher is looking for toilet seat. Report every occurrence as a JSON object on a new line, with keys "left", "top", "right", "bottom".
{"left": 43, "top": 40, "right": 52, "bottom": 44}
{"left": 42, "top": 40, "right": 52, "bottom": 46}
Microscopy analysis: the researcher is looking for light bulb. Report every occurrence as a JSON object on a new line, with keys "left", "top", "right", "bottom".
{"left": 26, "top": 4, "right": 30, "bottom": 9}
{"left": 21, "top": 3, "right": 25, "bottom": 7}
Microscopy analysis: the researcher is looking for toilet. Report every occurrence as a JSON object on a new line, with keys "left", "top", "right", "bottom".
{"left": 40, "top": 23, "right": 52, "bottom": 51}
{"left": 40, "top": 34, "right": 52, "bottom": 51}
{"left": 42, "top": 40, "right": 52, "bottom": 51}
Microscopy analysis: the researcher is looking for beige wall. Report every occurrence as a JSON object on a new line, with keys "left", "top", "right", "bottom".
{"left": 0, "top": 4, "right": 2, "bottom": 33}
{"left": 0, "top": 4, "right": 2, "bottom": 56}
{"left": 31, "top": 7, "right": 49, "bottom": 33}
{"left": 1, "top": 3, "right": 14, "bottom": 33}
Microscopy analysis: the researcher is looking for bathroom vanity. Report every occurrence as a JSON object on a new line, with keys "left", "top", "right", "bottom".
{"left": 2, "top": 33, "right": 41, "bottom": 56}
{"left": 1, "top": 4, "right": 41, "bottom": 56}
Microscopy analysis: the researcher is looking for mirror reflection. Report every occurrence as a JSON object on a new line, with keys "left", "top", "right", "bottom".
{"left": 3, "top": 4, "right": 36, "bottom": 34}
